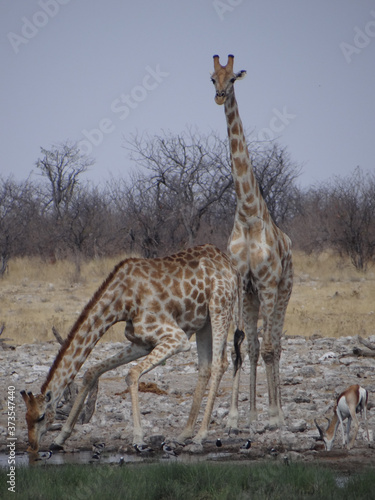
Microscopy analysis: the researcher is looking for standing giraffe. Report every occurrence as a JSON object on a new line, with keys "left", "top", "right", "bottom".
{"left": 211, "top": 54, "right": 293, "bottom": 427}
{"left": 21, "top": 244, "right": 243, "bottom": 452}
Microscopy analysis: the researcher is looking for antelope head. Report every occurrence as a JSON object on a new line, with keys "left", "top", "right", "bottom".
{"left": 314, "top": 417, "right": 335, "bottom": 451}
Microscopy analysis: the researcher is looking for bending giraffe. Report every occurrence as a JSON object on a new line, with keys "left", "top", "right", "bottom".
{"left": 21, "top": 244, "right": 244, "bottom": 452}
{"left": 211, "top": 54, "right": 293, "bottom": 427}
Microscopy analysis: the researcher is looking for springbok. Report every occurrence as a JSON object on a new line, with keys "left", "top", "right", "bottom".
{"left": 315, "top": 384, "right": 370, "bottom": 450}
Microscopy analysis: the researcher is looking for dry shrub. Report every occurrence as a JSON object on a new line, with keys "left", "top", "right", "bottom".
{"left": 285, "top": 251, "right": 375, "bottom": 338}
{"left": 1, "top": 252, "right": 374, "bottom": 345}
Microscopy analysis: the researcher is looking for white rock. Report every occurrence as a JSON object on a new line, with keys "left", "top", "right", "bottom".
{"left": 288, "top": 419, "right": 308, "bottom": 433}
{"left": 318, "top": 352, "right": 337, "bottom": 361}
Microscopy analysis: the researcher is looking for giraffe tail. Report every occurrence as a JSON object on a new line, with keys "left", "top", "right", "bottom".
{"left": 233, "top": 328, "right": 245, "bottom": 375}
{"left": 233, "top": 272, "right": 245, "bottom": 375}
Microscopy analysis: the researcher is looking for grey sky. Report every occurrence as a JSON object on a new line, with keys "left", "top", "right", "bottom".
{"left": 1, "top": 0, "right": 374, "bottom": 188}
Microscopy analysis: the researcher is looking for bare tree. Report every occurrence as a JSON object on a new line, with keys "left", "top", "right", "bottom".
{"left": 123, "top": 130, "right": 301, "bottom": 252}
{"left": 0, "top": 134, "right": 301, "bottom": 266}
{"left": 251, "top": 143, "right": 302, "bottom": 228}
{"left": 329, "top": 167, "right": 375, "bottom": 271}
{"left": 36, "top": 141, "right": 94, "bottom": 219}
{"left": 0, "top": 177, "right": 39, "bottom": 276}
{"left": 106, "top": 176, "right": 160, "bottom": 257}
{"left": 124, "top": 130, "right": 233, "bottom": 252}
{"left": 288, "top": 187, "right": 331, "bottom": 254}
{"left": 290, "top": 167, "right": 375, "bottom": 271}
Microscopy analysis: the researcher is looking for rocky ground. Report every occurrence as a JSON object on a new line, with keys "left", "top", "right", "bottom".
{"left": 1, "top": 334, "right": 375, "bottom": 472}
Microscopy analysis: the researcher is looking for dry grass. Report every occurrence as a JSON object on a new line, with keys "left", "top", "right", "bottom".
{"left": 0, "top": 251, "right": 374, "bottom": 346}
{"left": 285, "top": 250, "right": 375, "bottom": 338}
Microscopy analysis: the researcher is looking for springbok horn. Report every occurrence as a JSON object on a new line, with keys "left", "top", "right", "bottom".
{"left": 27, "top": 391, "right": 36, "bottom": 404}
{"left": 314, "top": 419, "right": 325, "bottom": 439}
{"left": 20, "top": 390, "right": 29, "bottom": 403}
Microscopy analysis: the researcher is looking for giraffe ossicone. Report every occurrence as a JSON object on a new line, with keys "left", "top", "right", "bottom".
{"left": 211, "top": 54, "right": 293, "bottom": 428}
{"left": 21, "top": 244, "right": 243, "bottom": 452}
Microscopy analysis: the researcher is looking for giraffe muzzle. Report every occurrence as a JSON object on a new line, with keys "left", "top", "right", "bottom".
{"left": 215, "top": 91, "right": 227, "bottom": 105}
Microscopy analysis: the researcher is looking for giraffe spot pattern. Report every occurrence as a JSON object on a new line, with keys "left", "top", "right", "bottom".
{"left": 38, "top": 243, "right": 241, "bottom": 449}
{"left": 212, "top": 53, "right": 294, "bottom": 427}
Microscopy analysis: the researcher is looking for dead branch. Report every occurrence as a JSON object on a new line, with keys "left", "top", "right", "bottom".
{"left": 352, "top": 346, "right": 375, "bottom": 358}
{"left": 358, "top": 335, "right": 375, "bottom": 351}
{"left": 0, "top": 323, "right": 15, "bottom": 350}
{"left": 52, "top": 326, "right": 65, "bottom": 345}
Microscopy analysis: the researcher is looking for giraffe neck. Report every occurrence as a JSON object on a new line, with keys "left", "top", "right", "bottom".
{"left": 224, "top": 92, "right": 270, "bottom": 225}
{"left": 41, "top": 260, "right": 129, "bottom": 406}
{"left": 43, "top": 322, "right": 114, "bottom": 406}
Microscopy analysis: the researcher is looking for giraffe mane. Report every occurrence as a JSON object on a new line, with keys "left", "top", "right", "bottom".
{"left": 41, "top": 259, "right": 128, "bottom": 394}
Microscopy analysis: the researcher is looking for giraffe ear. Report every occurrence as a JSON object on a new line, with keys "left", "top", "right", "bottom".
{"left": 235, "top": 70, "right": 247, "bottom": 80}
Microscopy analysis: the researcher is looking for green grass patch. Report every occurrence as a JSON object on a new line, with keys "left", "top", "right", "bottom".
{"left": 1, "top": 462, "right": 375, "bottom": 500}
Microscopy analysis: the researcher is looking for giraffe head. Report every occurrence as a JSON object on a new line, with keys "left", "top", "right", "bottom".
{"left": 21, "top": 390, "right": 54, "bottom": 453}
{"left": 211, "top": 54, "right": 246, "bottom": 105}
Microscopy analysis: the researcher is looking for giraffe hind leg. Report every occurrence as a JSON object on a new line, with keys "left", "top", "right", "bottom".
{"left": 193, "top": 317, "right": 229, "bottom": 444}
{"left": 126, "top": 328, "right": 191, "bottom": 446}
{"left": 177, "top": 322, "right": 212, "bottom": 443}
{"left": 193, "top": 346, "right": 228, "bottom": 444}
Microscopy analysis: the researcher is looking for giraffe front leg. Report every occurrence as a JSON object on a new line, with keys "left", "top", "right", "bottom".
{"left": 249, "top": 345, "right": 259, "bottom": 424}
{"left": 261, "top": 298, "right": 283, "bottom": 426}
{"left": 273, "top": 355, "right": 285, "bottom": 425}
{"left": 226, "top": 354, "right": 241, "bottom": 433}
{"left": 238, "top": 292, "right": 260, "bottom": 426}
{"left": 52, "top": 343, "right": 151, "bottom": 449}
{"left": 226, "top": 328, "right": 247, "bottom": 433}
{"left": 262, "top": 342, "right": 280, "bottom": 426}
